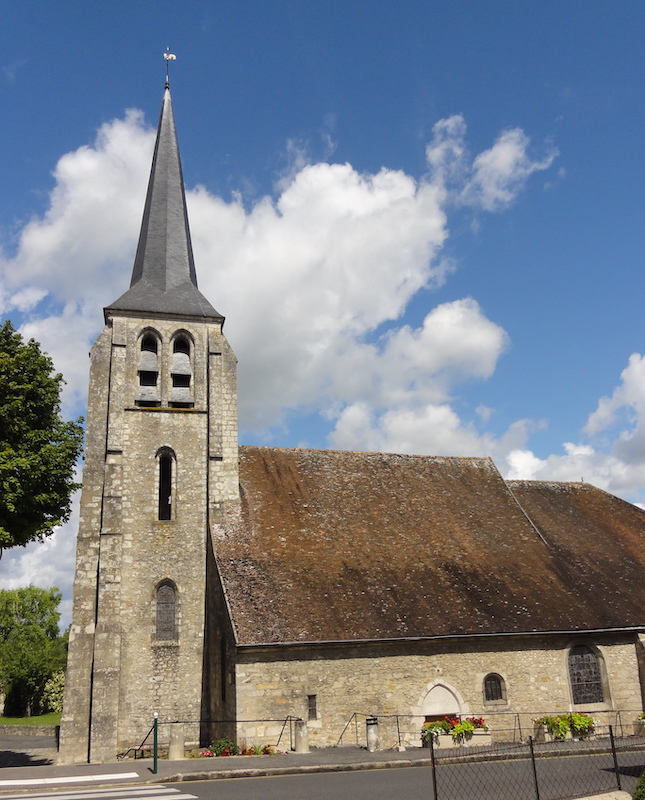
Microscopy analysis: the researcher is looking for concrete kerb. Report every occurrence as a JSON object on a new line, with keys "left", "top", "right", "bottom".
{"left": 158, "top": 758, "right": 432, "bottom": 783}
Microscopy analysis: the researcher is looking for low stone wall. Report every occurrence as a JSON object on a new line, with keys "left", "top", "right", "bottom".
{"left": 0, "top": 724, "right": 59, "bottom": 737}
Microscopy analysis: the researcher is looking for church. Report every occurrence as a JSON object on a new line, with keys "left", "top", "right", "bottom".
{"left": 59, "top": 82, "right": 645, "bottom": 764}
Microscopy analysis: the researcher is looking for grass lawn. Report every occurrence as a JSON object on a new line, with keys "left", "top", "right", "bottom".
{"left": 0, "top": 713, "right": 61, "bottom": 725}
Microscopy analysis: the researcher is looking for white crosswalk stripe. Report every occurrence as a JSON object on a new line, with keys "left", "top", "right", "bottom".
{"left": 0, "top": 785, "right": 198, "bottom": 800}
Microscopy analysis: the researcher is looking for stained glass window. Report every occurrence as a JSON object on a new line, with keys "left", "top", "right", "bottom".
{"left": 569, "top": 646, "right": 604, "bottom": 704}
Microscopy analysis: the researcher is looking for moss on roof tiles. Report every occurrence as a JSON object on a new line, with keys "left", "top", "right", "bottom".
{"left": 214, "top": 448, "right": 645, "bottom": 646}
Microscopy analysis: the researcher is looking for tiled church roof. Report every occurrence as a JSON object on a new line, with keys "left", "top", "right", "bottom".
{"left": 214, "top": 447, "right": 645, "bottom": 646}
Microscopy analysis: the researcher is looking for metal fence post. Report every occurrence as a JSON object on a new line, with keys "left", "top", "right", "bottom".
{"left": 429, "top": 733, "right": 438, "bottom": 800}
{"left": 528, "top": 736, "right": 540, "bottom": 800}
{"left": 152, "top": 712, "right": 158, "bottom": 775}
{"left": 609, "top": 724, "right": 622, "bottom": 791}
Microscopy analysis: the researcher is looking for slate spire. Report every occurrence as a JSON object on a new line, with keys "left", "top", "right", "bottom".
{"left": 107, "top": 84, "right": 222, "bottom": 320}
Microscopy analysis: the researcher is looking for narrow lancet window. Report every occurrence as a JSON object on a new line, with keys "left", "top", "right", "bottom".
{"left": 158, "top": 452, "right": 173, "bottom": 520}
{"left": 156, "top": 582, "right": 177, "bottom": 641}
{"left": 308, "top": 694, "right": 317, "bottom": 720}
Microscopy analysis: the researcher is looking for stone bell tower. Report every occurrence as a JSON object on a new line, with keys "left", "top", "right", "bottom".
{"left": 60, "top": 82, "right": 238, "bottom": 763}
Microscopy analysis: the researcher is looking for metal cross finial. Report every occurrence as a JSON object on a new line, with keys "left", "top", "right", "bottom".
{"left": 164, "top": 47, "right": 177, "bottom": 87}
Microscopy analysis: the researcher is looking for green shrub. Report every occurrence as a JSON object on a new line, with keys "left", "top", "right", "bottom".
{"left": 567, "top": 712, "right": 594, "bottom": 736}
{"left": 41, "top": 671, "right": 65, "bottom": 714}
{"left": 534, "top": 715, "right": 569, "bottom": 739}
{"left": 211, "top": 737, "right": 239, "bottom": 756}
{"left": 633, "top": 768, "right": 645, "bottom": 800}
{"left": 421, "top": 718, "right": 452, "bottom": 743}
{"left": 451, "top": 719, "right": 476, "bottom": 743}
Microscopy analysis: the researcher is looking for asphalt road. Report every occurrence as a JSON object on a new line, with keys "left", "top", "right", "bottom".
{"left": 0, "top": 733, "right": 57, "bottom": 768}
{"left": 163, "top": 752, "right": 644, "bottom": 800}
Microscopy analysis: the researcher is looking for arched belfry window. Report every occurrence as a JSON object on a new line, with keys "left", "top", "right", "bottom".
{"left": 137, "top": 333, "right": 160, "bottom": 405}
{"left": 157, "top": 449, "right": 175, "bottom": 520}
{"left": 483, "top": 673, "right": 506, "bottom": 704}
{"left": 155, "top": 581, "right": 177, "bottom": 641}
{"left": 170, "top": 335, "right": 193, "bottom": 406}
{"left": 569, "top": 645, "right": 605, "bottom": 704}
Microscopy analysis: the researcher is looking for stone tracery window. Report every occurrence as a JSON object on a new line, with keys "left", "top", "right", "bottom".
{"left": 568, "top": 645, "right": 605, "bottom": 704}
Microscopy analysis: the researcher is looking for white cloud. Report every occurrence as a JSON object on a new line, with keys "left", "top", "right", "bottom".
{"left": 503, "top": 354, "right": 645, "bottom": 502}
{"left": 191, "top": 161, "right": 451, "bottom": 429}
{"left": 1, "top": 110, "right": 153, "bottom": 309}
{"left": 506, "top": 449, "right": 547, "bottom": 481}
{"left": 426, "top": 115, "right": 557, "bottom": 211}
{"left": 0, "top": 105, "right": 559, "bottom": 608}
{"left": 323, "top": 298, "right": 511, "bottom": 452}
{"left": 463, "top": 128, "right": 557, "bottom": 211}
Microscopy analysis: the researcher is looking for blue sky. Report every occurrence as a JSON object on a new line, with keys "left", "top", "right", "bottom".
{"left": 1, "top": 1, "right": 645, "bottom": 623}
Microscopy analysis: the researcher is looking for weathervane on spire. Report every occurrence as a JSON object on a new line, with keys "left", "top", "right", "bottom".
{"left": 164, "top": 47, "right": 177, "bottom": 87}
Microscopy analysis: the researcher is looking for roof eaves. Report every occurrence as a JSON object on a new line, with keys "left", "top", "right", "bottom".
{"left": 235, "top": 625, "right": 645, "bottom": 652}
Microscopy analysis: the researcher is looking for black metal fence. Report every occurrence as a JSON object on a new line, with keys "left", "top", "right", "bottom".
{"left": 118, "top": 712, "right": 645, "bottom": 797}
{"left": 116, "top": 715, "right": 303, "bottom": 761}
{"left": 337, "top": 709, "right": 644, "bottom": 748}
{"left": 419, "top": 727, "right": 645, "bottom": 800}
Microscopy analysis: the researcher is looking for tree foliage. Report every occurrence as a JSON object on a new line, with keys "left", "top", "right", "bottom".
{"left": 0, "top": 587, "right": 68, "bottom": 716}
{"left": 0, "top": 321, "right": 83, "bottom": 550}
{"left": 634, "top": 768, "right": 645, "bottom": 800}
{"left": 42, "top": 670, "right": 65, "bottom": 714}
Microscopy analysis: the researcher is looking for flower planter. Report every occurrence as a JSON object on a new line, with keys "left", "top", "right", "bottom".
{"left": 634, "top": 720, "right": 645, "bottom": 737}
{"left": 533, "top": 725, "right": 571, "bottom": 743}
{"left": 426, "top": 732, "right": 491, "bottom": 747}
{"left": 458, "top": 731, "right": 492, "bottom": 747}
{"left": 421, "top": 717, "right": 490, "bottom": 748}
{"left": 421, "top": 734, "right": 459, "bottom": 748}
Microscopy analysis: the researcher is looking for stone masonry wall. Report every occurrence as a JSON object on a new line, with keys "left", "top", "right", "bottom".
{"left": 59, "top": 325, "right": 113, "bottom": 764}
{"left": 61, "top": 312, "right": 239, "bottom": 762}
{"left": 234, "top": 633, "right": 643, "bottom": 750}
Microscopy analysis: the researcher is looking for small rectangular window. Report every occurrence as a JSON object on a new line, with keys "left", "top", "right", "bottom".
{"left": 307, "top": 694, "right": 317, "bottom": 721}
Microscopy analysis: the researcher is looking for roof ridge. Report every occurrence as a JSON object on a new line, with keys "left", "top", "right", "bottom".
{"left": 240, "top": 444, "right": 494, "bottom": 461}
